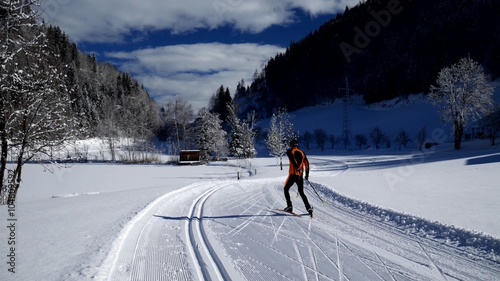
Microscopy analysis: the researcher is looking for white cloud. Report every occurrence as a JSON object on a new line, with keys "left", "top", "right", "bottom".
{"left": 106, "top": 43, "right": 285, "bottom": 111}
{"left": 38, "top": 0, "right": 358, "bottom": 111}
{"left": 39, "top": 0, "right": 359, "bottom": 43}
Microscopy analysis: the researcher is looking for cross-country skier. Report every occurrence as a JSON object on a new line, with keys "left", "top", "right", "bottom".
{"left": 283, "top": 139, "right": 313, "bottom": 216}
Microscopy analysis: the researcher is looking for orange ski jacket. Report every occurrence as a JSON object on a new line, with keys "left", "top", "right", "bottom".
{"left": 287, "top": 147, "right": 309, "bottom": 177}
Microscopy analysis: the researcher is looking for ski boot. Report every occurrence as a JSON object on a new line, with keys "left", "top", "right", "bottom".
{"left": 307, "top": 207, "right": 314, "bottom": 217}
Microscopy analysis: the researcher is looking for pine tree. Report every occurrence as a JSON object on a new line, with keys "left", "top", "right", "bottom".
{"left": 227, "top": 103, "right": 256, "bottom": 158}
{"left": 209, "top": 85, "right": 232, "bottom": 127}
{"left": 197, "top": 109, "right": 227, "bottom": 161}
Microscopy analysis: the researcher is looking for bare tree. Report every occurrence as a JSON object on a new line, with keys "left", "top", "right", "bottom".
{"left": 302, "top": 131, "right": 312, "bottom": 150}
{"left": 429, "top": 57, "right": 494, "bottom": 150}
{"left": 0, "top": 1, "right": 86, "bottom": 204}
{"left": 328, "top": 134, "right": 336, "bottom": 149}
{"left": 97, "top": 93, "right": 121, "bottom": 162}
{"left": 415, "top": 126, "right": 427, "bottom": 151}
{"left": 163, "top": 98, "right": 194, "bottom": 153}
{"left": 313, "top": 128, "right": 327, "bottom": 151}
{"left": 355, "top": 134, "right": 367, "bottom": 149}
{"left": 394, "top": 130, "right": 410, "bottom": 150}
{"left": 480, "top": 106, "right": 500, "bottom": 146}
{"left": 121, "top": 93, "right": 160, "bottom": 163}
{"left": 369, "top": 127, "right": 386, "bottom": 150}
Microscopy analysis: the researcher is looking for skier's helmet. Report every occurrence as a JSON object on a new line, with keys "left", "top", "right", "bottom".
{"left": 290, "top": 139, "right": 298, "bottom": 147}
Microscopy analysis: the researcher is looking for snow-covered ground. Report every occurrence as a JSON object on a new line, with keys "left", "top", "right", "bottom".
{"left": 1, "top": 143, "right": 499, "bottom": 280}
{"left": 1, "top": 93, "right": 500, "bottom": 280}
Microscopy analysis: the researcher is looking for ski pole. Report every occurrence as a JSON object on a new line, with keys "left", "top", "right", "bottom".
{"left": 306, "top": 179, "right": 325, "bottom": 204}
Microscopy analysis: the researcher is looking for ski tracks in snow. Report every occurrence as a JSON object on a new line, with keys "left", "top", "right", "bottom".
{"left": 97, "top": 178, "right": 500, "bottom": 281}
{"left": 97, "top": 181, "right": 235, "bottom": 281}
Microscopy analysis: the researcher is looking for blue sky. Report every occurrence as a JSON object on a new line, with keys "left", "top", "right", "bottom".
{"left": 39, "top": 0, "right": 359, "bottom": 111}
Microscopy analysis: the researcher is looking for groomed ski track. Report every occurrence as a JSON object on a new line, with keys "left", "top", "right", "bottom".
{"left": 97, "top": 163, "right": 499, "bottom": 280}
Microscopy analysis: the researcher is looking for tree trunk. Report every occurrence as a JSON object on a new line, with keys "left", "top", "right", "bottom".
{"left": 0, "top": 120, "right": 7, "bottom": 204}
{"left": 7, "top": 151, "right": 24, "bottom": 205}
{"left": 8, "top": 115, "right": 29, "bottom": 205}
{"left": 454, "top": 120, "right": 464, "bottom": 150}
{"left": 7, "top": 168, "right": 21, "bottom": 206}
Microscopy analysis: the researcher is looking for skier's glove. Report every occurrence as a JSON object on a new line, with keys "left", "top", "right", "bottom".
{"left": 305, "top": 174, "right": 309, "bottom": 181}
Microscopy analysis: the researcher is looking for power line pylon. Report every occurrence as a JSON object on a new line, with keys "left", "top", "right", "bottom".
{"left": 338, "top": 77, "right": 354, "bottom": 149}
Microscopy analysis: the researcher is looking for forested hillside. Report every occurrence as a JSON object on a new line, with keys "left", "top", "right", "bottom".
{"left": 44, "top": 26, "right": 159, "bottom": 137}
{"left": 235, "top": 0, "right": 500, "bottom": 118}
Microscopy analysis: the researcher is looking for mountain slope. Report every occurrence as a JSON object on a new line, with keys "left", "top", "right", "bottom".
{"left": 237, "top": 0, "right": 500, "bottom": 116}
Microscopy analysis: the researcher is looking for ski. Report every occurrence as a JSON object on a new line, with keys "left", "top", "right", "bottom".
{"left": 267, "top": 208, "right": 304, "bottom": 217}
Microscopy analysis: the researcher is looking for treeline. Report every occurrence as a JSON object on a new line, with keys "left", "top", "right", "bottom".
{"left": 45, "top": 26, "right": 159, "bottom": 141}
{"left": 234, "top": 0, "right": 500, "bottom": 117}
{"left": 1, "top": 1, "right": 159, "bottom": 204}
{"left": 299, "top": 127, "right": 425, "bottom": 151}
{"left": 158, "top": 85, "right": 258, "bottom": 161}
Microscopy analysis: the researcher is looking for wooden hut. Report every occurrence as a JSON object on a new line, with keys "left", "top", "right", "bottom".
{"left": 179, "top": 150, "right": 201, "bottom": 165}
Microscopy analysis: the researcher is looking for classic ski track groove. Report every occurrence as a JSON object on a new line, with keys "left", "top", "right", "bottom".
{"left": 102, "top": 173, "right": 500, "bottom": 281}
{"left": 185, "top": 182, "right": 232, "bottom": 281}
{"left": 102, "top": 182, "right": 206, "bottom": 280}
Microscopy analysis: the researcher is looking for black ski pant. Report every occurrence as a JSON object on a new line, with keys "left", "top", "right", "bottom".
{"left": 284, "top": 175, "right": 311, "bottom": 210}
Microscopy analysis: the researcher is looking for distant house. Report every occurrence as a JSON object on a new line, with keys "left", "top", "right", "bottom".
{"left": 179, "top": 150, "right": 201, "bottom": 165}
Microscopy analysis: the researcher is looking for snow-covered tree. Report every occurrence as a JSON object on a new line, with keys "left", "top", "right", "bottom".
{"left": 227, "top": 103, "right": 256, "bottom": 158}
{"left": 197, "top": 108, "right": 227, "bottom": 161}
{"left": 429, "top": 57, "right": 494, "bottom": 150}
{"left": 265, "top": 108, "right": 295, "bottom": 169}
{"left": 1, "top": 0, "right": 86, "bottom": 204}
{"left": 209, "top": 85, "right": 232, "bottom": 128}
